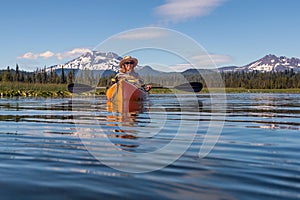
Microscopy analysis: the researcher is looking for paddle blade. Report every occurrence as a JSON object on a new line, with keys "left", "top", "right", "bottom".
{"left": 174, "top": 82, "right": 203, "bottom": 92}
{"left": 68, "top": 83, "right": 94, "bottom": 93}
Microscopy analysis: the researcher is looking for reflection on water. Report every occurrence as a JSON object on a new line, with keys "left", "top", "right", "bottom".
{"left": 74, "top": 94, "right": 203, "bottom": 173}
{"left": 106, "top": 100, "right": 148, "bottom": 147}
{"left": 0, "top": 94, "right": 299, "bottom": 199}
{"left": 106, "top": 100, "right": 148, "bottom": 134}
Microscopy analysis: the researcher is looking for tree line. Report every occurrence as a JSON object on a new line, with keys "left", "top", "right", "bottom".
{"left": 142, "top": 69, "right": 300, "bottom": 89}
{"left": 1, "top": 64, "right": 300, "bottom": 89}
{"left": 220, "top": 70, "right": 300, "bottom": 89}
{"left": 0, "top": 65, "right": 75, "bottom": 84}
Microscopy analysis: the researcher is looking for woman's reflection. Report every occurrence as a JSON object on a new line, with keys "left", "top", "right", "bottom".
{"left": 106, "top": 100, "right": 149, "bottom": 149}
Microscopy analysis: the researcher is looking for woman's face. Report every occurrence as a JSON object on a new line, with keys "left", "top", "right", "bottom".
{"left": 123, "top": 61, "right": 134, "bottom": 72}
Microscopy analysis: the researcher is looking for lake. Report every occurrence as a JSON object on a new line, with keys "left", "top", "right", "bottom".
{"left": 0, "top": 93, "right": 299, "bottom": 200}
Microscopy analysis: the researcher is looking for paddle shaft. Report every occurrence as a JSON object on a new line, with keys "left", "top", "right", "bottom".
{"left": 68, "top": 82, "right": 202, "bottom": 93}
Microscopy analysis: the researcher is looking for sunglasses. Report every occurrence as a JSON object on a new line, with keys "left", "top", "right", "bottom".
{"left": 124, "top": 61, "right": 134, "bottom": 65}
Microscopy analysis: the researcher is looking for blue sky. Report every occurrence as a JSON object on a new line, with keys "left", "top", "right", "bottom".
{"left": 1, "top": 0, "right": 300, "bottom": 71}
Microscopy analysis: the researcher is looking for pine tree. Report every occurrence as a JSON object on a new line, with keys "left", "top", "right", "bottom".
{"left": 61, "top": 65, "right": 66, "bottom": 84}
{"left": 15, "top": 64, "right": 20, "bottom": 82}
{"left": 67, "top": 69, "right": 75, "bottom": 84}
{"left": 43, "top": 66, "right": 47, "bottom": 83}
{"left": 3, "top": 66, "right": 12, "bottom": 82}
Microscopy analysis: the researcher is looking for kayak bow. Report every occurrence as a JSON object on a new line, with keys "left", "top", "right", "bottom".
{"left": 106, "top": 80, "right": 148, "bottom": 102}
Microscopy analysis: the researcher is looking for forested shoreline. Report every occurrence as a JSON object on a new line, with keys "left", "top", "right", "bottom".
{"left": 221, "top": 70, "right": 300, "bottom": 89}
{"left": 0, "top": 65, "right": 299, "bottom": 97}
{"left": 0, "top": 65, "right": 74, "bottom": 84}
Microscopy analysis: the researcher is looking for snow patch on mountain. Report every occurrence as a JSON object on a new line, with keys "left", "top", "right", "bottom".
{"left": 48, "top": 51, "right": 122, "bottom": 72}
{"left": 244, "top": 54, "right": 300, "bottom": 72}
{"left": 219, "top": 54, "right": 300, "bottom": 73}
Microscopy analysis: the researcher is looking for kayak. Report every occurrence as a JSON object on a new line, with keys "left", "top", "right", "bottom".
{"left": 106, "top": 80, "right": 148, "bottom": 113}
{"left": 106, "top": 79, "right": 148, "bottom": 102}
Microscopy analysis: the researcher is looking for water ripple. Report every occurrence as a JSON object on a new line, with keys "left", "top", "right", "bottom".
{"left": 0, "top": 94, "right": 299, "bottom": 199}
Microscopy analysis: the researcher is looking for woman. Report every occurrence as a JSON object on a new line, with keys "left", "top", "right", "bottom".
{"left": 112, "top": 55, "right": 151, "bottom": 92}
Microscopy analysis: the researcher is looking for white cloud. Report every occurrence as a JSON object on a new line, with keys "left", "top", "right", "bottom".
{"left": 170, "top": 53, "right": 232, "bottom": 71}
{"left": 63, "top": 48, "right": 92, "bottom": 57}
{"left": 17, "top": 52, "right": 39, "bottom": 60}
{"left": 17, "top": 48, "right": 92, "bottom": 60}
{"left": 39, "top": 51, "right": 55, "bottom": 58}
{"left": 155, "top": 0, "right": 226, "bottom": 23}
{"left": 191, "top": 53, "right": 232, "bottom": 66}
{"left": 55, "top": 53, "right": 64, "bottom": 60}
{"left": 115, "top": 28, "right": 168, "bottom": 40}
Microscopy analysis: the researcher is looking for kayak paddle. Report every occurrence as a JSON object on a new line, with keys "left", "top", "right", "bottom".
{"left": 67, "top": 82, "right": 203, "bottom": 94}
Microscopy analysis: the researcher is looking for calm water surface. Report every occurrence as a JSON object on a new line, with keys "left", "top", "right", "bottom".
{"left": 0, "top": 93, "right": 299, "bottom": 200}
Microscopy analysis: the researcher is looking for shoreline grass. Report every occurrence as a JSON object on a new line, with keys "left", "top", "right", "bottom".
{"left": 0, "top": 82, "right": 71, "bottom": 97}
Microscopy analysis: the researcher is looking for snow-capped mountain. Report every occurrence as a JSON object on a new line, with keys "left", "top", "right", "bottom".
{"left": 48, "top": 51, "right": 122, "bottom": 72}
{"left": 50, "top": 51, "right": 300, "bottom": 74}
{"left": 219, "top": 54, "right": 300, "bottom": 73}
{"left": 48, "top": 50, "right": 147, "bottom": 74}
{"left": 242, "top": 54, "right": 300, "bottom": 72}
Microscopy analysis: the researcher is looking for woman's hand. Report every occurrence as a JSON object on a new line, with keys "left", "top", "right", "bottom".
{"left": 144, "top": 85, "right": 152, "bottom": 92}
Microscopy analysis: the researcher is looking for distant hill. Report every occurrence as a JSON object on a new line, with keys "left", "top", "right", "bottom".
{"left": 217, "top": 66, "right": 239, "bottom": 72}
{"left": 136, "top": 65, "right": 168, "bottom": 76}
{"left": 137, "top": 65, "right": 160, "bottom": 76}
